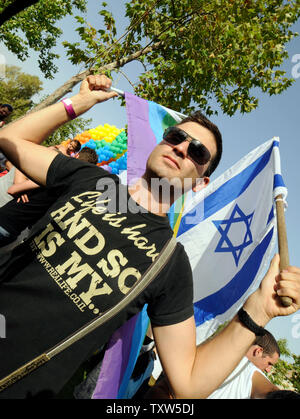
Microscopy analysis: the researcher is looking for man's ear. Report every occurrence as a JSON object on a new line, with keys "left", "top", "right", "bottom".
{"left": 192, "top": 176, "right": 210, "bottom": 193}
{"left": 253, "top": 346, "right": 263, "bottom": 357}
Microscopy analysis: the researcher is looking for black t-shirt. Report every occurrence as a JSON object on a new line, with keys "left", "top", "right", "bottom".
{"left": 0, "top": 154, "right": 193, "bottom": 398}
{"left": 0, "top": 186, "right": 64, "bottom": 237}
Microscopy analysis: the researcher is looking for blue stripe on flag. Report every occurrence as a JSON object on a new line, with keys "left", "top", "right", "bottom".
{"left": 177, "top": 143, "right": 274, "bottom": 237}
{"left": 274, "top": 174, "right": 286, "bottom": 188}
{"left": 193, "top": 227, "right": 274, "bottom": 326}
{"left": 148, "top": 101, "right": 168, "bottom": 143}
{"left": 117, "top": 305, "right": 149, "bottom": 399}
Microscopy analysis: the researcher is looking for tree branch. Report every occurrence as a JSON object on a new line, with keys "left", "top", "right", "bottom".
{"left": 30, "top": 5, "right": 202, "bottom": 112}
{"left": 0, "top": 0, "right": 40, "bottom": 27}
{"left": 30, "top": 40, "right": 163, "bottom": 113}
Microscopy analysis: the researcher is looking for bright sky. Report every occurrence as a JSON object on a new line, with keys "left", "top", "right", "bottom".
{"left": 0, "top": 1, "right": 300, "bottom": 356}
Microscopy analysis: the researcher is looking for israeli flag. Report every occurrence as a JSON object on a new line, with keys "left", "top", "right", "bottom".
{"left": 177, "top": 138, "right": 287, "bottom": 343}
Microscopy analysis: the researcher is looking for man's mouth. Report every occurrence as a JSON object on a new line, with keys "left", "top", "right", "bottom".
{"left": 163, "top": 155, "right": 180, "bottom": 169}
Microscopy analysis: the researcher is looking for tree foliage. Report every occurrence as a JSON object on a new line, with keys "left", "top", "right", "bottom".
{"left": 43, "top": 116, "right": 92, "bottom": 147}
{"left": 1, "top": 0, "right": 300, "bottom": 116}
{"left": 0, "top": 1, "right": 40, "bottom": 27}
{"left": 0, "top": 65, "right": 43, "bottom": 121}
{"left": 0, "top": 0, "right": 87, "bottom": 79}
{"left": 267, "top": 339, "right": 300, "bottom": 392}
{"left": 0, "top": 65, "right": 91, "bottom": 142}
{"left": 60, "top": 0, "right": 300, "bottom": 116}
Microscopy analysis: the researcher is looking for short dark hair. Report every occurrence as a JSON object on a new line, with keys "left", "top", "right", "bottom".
{"left": 0, "top": 104, "right": 13, "bottom": 112}
{"left": 266, "top": 390, "right": 300, "bottom": 399}
{"left": 254, "top": 330, "right": 280, "bottom": 357}
{"left": 70, "top": 139, "right": 81, "bottom": 153}
{"left": 78, "top": 147, "right": 98, "bottom": 165}
{"left": 177, "top": 111, "right": 222, "bottom": 177}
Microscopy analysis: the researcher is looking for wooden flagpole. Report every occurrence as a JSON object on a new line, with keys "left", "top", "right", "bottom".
{"left": 275, "top": 194, "right": 292, "bottom": 307}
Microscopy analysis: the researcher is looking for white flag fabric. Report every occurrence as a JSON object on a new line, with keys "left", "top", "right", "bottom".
{"left": 176, "top": 137, "right": 287, "bottom": 343}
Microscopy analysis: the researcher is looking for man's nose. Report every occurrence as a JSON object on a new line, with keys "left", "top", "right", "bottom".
{"left": 172, "top": 139, "right": 189, "bottom": 158}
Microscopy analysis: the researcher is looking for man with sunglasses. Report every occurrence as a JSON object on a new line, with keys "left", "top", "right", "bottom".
{"left": 0, "top": 74, "right": 299, "bottom": 399}
{"left": 127, "top": 117, "right": 221, "bottom": 219}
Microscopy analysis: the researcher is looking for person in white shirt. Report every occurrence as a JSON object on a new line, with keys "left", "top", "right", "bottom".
{"left": 208, "top": 330, "right": 280, "bottom": 399}
{"left": 146, "top": 330, "right": 281, "bottom": 399}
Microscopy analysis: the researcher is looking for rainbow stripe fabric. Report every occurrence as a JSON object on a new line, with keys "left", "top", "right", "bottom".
{"left": 125, "top": 91, "right": 186, "bottom": 232}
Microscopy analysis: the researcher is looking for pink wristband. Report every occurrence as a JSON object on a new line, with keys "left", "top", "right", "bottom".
{"left": 61, "top": 98, "right": 77, "bottom": 120}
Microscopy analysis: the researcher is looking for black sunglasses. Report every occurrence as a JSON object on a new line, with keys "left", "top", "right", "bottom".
{"left": 163, "top": 126, "right": 211, "bottom": 166}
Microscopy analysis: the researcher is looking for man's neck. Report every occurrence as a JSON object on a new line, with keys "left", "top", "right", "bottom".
{"left": 128, "top": 176, "right": 178, "bottom": 217}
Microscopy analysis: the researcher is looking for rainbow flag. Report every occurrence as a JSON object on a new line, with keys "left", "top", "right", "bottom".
{"left": 92, "top": 305, "right": 149, "bottom": 399}
{"left": 125, "top": 91, "right": 183, "bottom": 184}
{"left": 125, "top": 91, "right": 187, "bottom": 232}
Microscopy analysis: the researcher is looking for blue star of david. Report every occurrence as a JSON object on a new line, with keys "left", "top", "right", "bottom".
{"left": 213, "top": 204, "right": 254, "bottom": 267}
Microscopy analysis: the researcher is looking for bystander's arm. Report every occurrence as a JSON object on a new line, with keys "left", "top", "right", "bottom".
{"left": 250, "top": 371, "right": 279, "bottom": 399}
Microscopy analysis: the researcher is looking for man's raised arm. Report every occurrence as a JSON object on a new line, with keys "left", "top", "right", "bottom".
{"left": 153, "top": 255, "right": 300, "bottom": 399}
{"left": 0, "top": 75, "right": 117, "bottom": 186}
